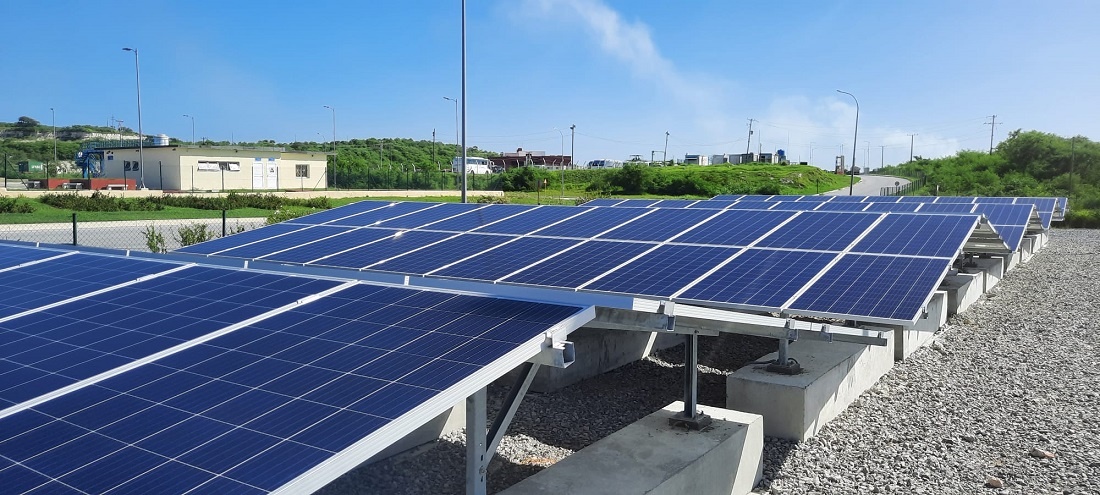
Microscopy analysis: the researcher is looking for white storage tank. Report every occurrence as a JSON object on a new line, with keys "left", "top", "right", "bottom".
{"left": 153, "top": 134, "right": 170, "bottom": 146}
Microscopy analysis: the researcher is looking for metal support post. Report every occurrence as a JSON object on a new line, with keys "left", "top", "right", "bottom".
{"left": 766, "top": 331, "right": 802, "bottom": 375}
{"left": 71, "top": 213, "right": 77, "bottom": 245}
{"left": 668, "top": 333, "right": 712, "bottom": 430}
{"left": 486, "top": 362, "right": 540, "bottom": 463}
{"left": 222, "top": 209, "right": 227, "bottom": 237}
{"left": 466, "top": 387, "right": 487, "bottom": 495}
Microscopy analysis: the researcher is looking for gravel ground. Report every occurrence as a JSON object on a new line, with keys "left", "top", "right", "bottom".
{"left": 318, "top": 229, "right": 1100, "bottom": 495}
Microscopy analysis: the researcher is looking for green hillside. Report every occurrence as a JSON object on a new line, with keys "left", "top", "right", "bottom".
{"left": 879, "top": 130, "right": 1098, "bottom": 227}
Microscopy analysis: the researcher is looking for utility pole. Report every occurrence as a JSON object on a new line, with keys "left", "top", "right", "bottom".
{"left": 908, "top": 133, "right": 917, "bottom": 162}
{"left": 745, "top": 118, "right": 755, "bottom": 154}
{"left": 985, "top": 115, "right": 999, "bottom": 154}
{"left": 432, "top": 128, "right": 437, "bottom": 171}
{"left": 663, "top": 131, "right": 670, "bottom": 165}
{"left": 1070, "top": 137, "right": 1076, "bottom": 198}
{"left": 879, "top": 145, "right": 886, "bottom": 169}
{"left": 569, "top": 124, "right": 575, "bottom": 170}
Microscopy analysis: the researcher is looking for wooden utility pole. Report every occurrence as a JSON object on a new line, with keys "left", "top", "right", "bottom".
{"left": 985, "top": 115, "right": 999, "bottom": 154}
{"left": 745, "top": 119, "right": 755, "bottom": 155}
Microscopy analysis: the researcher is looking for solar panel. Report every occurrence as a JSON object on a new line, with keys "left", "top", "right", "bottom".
{"left": 765, "top": 201, "right": 818, "bottom": 211}
{"left": 0, "top": 266, "right": 343, "bottom": 409}
{"left": 711, "top": 195, "right": 744, "bottom": 201}
{"left": 973, "top": 204, "right": 1034, "bottom": 228}
{"left": 325, "top": 201, "right": 438, "bottom": 227}
{"left": 213, "top": 225, "right": 352, "bottom": 259}
{"left": 862, "top": 202, "right": 920, "bottom": 212}
{"left": 430, "top": 236, "right": 581, "bottom": 281}
{"left": 424, "top": 204, "right": 532, "bottom": 232}
{"left": 934, "top": 196, "right": 976, "bottom": 203}
{"left": 258, "top": 228, "right": 399, "bottom": 264}
{"left": 0, "top": 283, "right": 591, "bottom": 494}
{"left": 372, "top": 202, "right": 484, "bottom": 229}
{"left": 814, "top": 202, "right": 869, "bottom": 212}
{"left": 976, "top": 197, "right": 1016, "bottom": 204}
{"left": 672, "top": 209, "right": 795, "bottom": 246}
{"left": 501, "top": 240, "right": 656, "bottom": 289}
{"left": 309, "top": 231, "right": 457, "bottom": 269}
{"left": 615, "top": 199, "right": 661, "bottom": 208}
{"left": 581, "top": 245, "right": 741, "bottom": 297}
{"left": 580, "top": 199, "right": 624, "bottom": 207}
{"left": 0, "top": 254, "right": 182, "bottom": 319}
{"left": 283, "top": 200, "right": 394, "bottom": 226}
{"left": 851, "top": 214, "right": 979, "bottom": 257}
{"left": 917, "top": 203, "right": 976, "bottom": 213}
{"left": 651, "top": 199, "right": 699, "bottom": 208}
{"left": 176, "top": 223, "right": 309, "bottom": 255}
{"left": 896, "top": 196, "right": 932, "bottom": 203}
{"left": 686, "top": 199, "right": 738, "bottom": 209}
{"left": 824, "top": 195, "right": 870, "bottom": 202}
{"left": 472, "top": 206, "right": 586, "bottom": 235}
{"left": 677, "top": 249, "right": 838, "bottom": 309}
{"left": 727, "top": 200, "right": 775, "bottom": 210}
{"left": 993, "top": 226, "right": 1027, "bottom": 252}
{"left": 533, "top": 207, "right": 649, "bottom": 238}
{"left": 597, "top": 209, "right": 719, "bottom": 242}
{"left": 0, "top": 245, "right": 65, "bottom": 270}
{"left": 367, "top": 233, "right": 513, "bottom": 275}
{"left": 755, "top": 212, "right": 879, "bottom": 251}
{"left": 789, "top": 254, "right": 948, "bottom": 322}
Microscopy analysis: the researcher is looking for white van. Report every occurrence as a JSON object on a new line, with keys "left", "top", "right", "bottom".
{"left": 451, "top": 156, "right": 493, "bottom": 174}
{"left": 586, "top": 159, "right": 624, "bottom": 169}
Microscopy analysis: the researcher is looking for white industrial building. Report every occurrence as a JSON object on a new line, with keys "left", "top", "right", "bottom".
{"left": 94, "top": 142, "right": 329, "bottom": 191}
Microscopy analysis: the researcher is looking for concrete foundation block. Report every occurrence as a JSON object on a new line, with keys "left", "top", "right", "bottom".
{"left": 368, "top": 404, "right": 465, "bottom": 464}
{"left": 940, "top": 273, "right": 981, "bottom": 315}
{"left": 887, "top": 290, "right": 946, "bottom": 361}
{"left": 970, "top": 256, "right": 1004, "bottom": 292}
{"left": 999, "top": 251, "right": 1020, "bottom": 271}
{"left": 498, "top": 327, "right": 679, "bottom": 393}
{"left": 498, "top": 401, "right": 763, "bottom": 495}
{"left": 725, "top": 335, "right": 894, "bottom": 441}
{"left": 1020, "top": 236, "right": 1035, "bottom": 262}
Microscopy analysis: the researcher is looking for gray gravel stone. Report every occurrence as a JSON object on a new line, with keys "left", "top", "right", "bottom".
{"left": 316, "top": 229, "right": 1100, "bottom": 495}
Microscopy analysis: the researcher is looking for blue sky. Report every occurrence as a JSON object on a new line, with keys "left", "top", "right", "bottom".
{"left": 4, "top": 0, "right": 1098, "bottom": 169}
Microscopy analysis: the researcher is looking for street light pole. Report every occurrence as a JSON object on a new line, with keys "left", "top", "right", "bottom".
{"left": 663, "top": 131, "right": 670, "bottom": 165}
{"left": 443, "top": 96, "right": 459, "bottom": 149}
{"left": 323, "top": 105, "right": 336, "bottom": 186}
{"left": 836, "top": 89, "right": 859, "bottom": 195}
{"left": 569, "top": 124, "right": 576, "bottom": 170}
{"left": 122, "top": 47, "right": 146, "bottom": 189}
{"left": 50, "top": 107, "right": 56, "bottom": 174}
{"left": 183, "top": 114, "right": 195, "bottom": 144}
{"left": 555, "top": 128, "right": 565, "bottom": 202}
{"left": 459, "top": 0, "right": 468, "bottom": 203}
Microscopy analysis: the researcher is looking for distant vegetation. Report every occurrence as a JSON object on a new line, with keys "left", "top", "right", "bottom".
{"left": 879, "top": 130, "right": 1099, "bottom": 227}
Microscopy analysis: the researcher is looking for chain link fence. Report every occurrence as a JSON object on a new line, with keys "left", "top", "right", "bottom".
{"left": 0, "top": 212, "right": 267, "bottom": 252}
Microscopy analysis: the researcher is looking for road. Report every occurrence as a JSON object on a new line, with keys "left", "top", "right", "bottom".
{"left": 823, "top": 174, "right": 910, "bottom": 196}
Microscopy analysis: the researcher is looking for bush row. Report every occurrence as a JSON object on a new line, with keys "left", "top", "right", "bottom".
{"left": 37, "top": 192, "right": 330, "bottom": 212}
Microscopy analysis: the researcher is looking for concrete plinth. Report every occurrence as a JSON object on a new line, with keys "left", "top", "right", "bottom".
{"left": 725, "top": 335, "right": 894, "bottom": 441}
{"left": 969, "top": 256, "right": 1004, "bottom": 292}
{"left": 367, "top": 404, "right": 464, "bottom": 464}
{"left": 499, "top": 327, "right": 679, "bottom": 393}
{"left": 498, "top": 401, "right": 763, "bottom": 495}
{"left": 940, "top": 272, "right": 982, "bottom": 315}
{"left": 886, "top": 290, "right": 946, "bottom": 361}
{"left": 1020, "top": 236, "right": 1035, "bottom": 262}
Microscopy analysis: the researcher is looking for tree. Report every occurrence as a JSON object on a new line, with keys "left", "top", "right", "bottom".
{"left": 15, "top": 116, "right": 39, "bottom": 127}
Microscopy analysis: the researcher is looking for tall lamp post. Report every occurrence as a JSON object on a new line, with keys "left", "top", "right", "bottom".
{"left": 50, "top": 107, "right": 56, "bottom": 175}
{"left": 323, "top": 105, "right": 336, "bottom": 186}
{"left": 443, "top": 96, "right": 459, "bottom": 150}
{"left": 122, "top": 47, "right": 146, "bottom": 189}
{"left": 555, "top": 128, "right": 565, "bottom": 202}
{"left": 663, "top": 131, "right": 670, "bottom": 165}
{"left": 836, "top": 89, "right": 859, "bottom": 195}
{"left": 182, "top": 114, "right": 195, "bottom": 144}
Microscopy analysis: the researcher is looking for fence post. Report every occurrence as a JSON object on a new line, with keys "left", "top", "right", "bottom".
{"left": 222, "top": 209, "right": 227, "bottom": 237}
{"left": 71, "top": 212, "right": 77, "bottom": 246}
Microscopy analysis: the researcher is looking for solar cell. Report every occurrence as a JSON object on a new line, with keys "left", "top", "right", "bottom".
{"left": 825, "top": 195, "right": 870, "bottom": 202}
{"left": 916, "top": 203, "right": 976, "bottom": 213}
{"left": 176, "top": 223, "right": 308, "bottom": 255}
{"left": 934, "top": 196, "right": 976, "bottom": 203}
{"left": 851, "top": 214, "right": 978, "bottom": 257}
{"left": 677, "top": 249, "right": 837, "bottom": 309}
{"left": 502, "top": 240, "right": 656, "bottom": 289}
{"left": 711, "top": 195, "right": 744, "bottom": 201}
{"left": 582, "top": 245, "right": 741, "bottom": 296}
{"left": 764, "top": 201, "right": 819, "bottom": 211}
{"left": 973, "top": 204, "right": 1034, "bottom": 227}
{"left": 308, "top": 231, "right": 456, "bottom": 269}
{"left": 430, "top": 236, "right": 581, "bottom": 281}
{"left": 257, "top": 228, "right": 399, "bottom": 264}
{"left": 755, "top": 212, "right": 879, "bottom": 251}
{"left": 672, "top": 209, "right": 795, "bottom": 246}
{"left": 213, "top": 225, "right": 352, "bottom": 259}
{"left": 686, "top": 199, "right": 738, "bottom": 209}
{"left": 615, "top": 199, "right": 660, "bottom": 208}
{"left": 993, "top": 225, "right": 1026, "bottom": 252}
{"left": 896, "top": 196, "right": 932, "bottom": 203}
{"left": 862, "top": 202, "right": 920, "bottom": 212}
{"left": 0, "top": 283, "right": 590, "bottom": 495}
{"left": 789, "top": 254, "right": 948, "bottom": 322}
{"left": 597, "top": 208, "right": 719, "bottom": 242}
{"left": 726, "top": 200, "right": 775, "bottom": 210}
{"left": 652, "top": 199, "right": 699, "bottom": 208}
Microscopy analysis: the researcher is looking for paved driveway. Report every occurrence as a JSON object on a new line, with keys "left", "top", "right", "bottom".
{"left": 824, "top": 174, "right": 910, "bottom": 196}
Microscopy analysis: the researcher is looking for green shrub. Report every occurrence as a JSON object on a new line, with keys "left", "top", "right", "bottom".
{"left": 142, "top": 225, "right": 167, "bottom": 253}
{"left": 38, "top": 191, "right": 163, "bottom": 212}
{"left": 175, "top": 223, "right": 215, "bottom": 246}
{"left": 0, "top": 197, "right": 34, "bottom": 214}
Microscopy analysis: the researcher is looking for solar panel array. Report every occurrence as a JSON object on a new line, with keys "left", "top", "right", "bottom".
{"left": 593, "top": 195, "right": 1057, "bottom": 252}
{"left": 178, "top": 200, "right": 983, "bottom": 325}
{"left": 0, "top": 243, "right": 591, "bottom": 494}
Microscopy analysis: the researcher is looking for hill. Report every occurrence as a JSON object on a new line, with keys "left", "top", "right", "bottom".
{"left": 879, "top": 130, "right": 1098, "bottom": 226}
